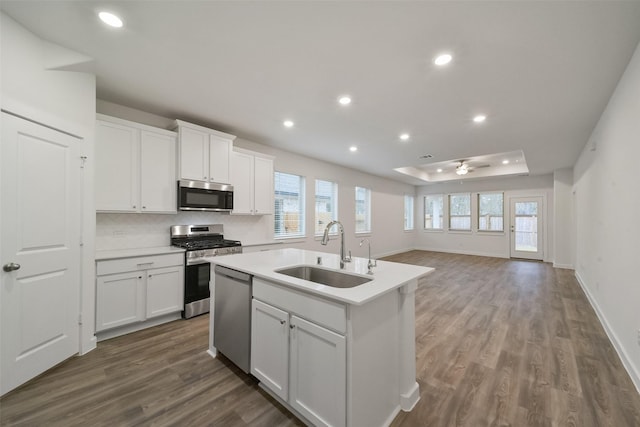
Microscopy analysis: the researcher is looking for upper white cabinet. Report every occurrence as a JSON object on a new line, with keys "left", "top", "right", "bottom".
{"left": 231, "top": 148, "right": 274, "bottom": 215}
{"left": 174, "top": 120, "right": 235, "bottom": 184}
{"left": 96, "top": 114, "right": 177, "bottom": 213}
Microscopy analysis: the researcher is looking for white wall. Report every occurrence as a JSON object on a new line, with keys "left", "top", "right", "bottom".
{"left": 553, "top": 168, "right": 574, "bottom": 269}
{"left": 415, "top": 175, "right": 554, "bottom": 260}
{"left": 95, "top": 101, "right": 417, "bottom": 259}
{"left": 1, "top": 12, "right": 97, "bottom": 354}
{"left": 573, "top": 40, "right": 640, "bottom": 391}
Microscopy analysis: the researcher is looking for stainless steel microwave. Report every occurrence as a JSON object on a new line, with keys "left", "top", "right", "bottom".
{"left": 178, "top": 180, "right": 234, "bottom": 212}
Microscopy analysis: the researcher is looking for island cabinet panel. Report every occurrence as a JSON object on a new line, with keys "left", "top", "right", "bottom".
{"left": 251, "top": 299, "right": 289, "bottom": 401}
{"left": 290, "top": 315, "right": 346, "bottom": 427}
{"left": 253, "top": 278, "right": 346, "bottom": 334}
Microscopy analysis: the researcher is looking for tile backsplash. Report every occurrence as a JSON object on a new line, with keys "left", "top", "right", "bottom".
{"left": 96, "top": 212, "right": 274, "bottom": 251}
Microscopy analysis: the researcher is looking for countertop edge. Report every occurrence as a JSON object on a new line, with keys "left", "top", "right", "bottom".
{"left": 96, "top": 246, "right": 186, "bottom": 261}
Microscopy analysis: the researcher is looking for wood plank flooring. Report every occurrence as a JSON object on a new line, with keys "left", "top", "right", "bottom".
{"left": 2, "top": 250, "right": 639, "bottom": 426}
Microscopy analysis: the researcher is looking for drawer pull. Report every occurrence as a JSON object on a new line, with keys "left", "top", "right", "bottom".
{"left": 137, "top": 262, "right": 154, "bottom": 267}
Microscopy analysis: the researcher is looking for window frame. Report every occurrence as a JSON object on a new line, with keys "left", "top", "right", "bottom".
{"left": 448, "top": 193, "right": 472, "bottom": 231}
{"left": 354, "top": 186, "right": 372, "bottom": 234}
{"left": 424, "top": 194, "right": 444, "bottom": 230}
{"left": 314, "top": 179, "right": 339, "bottom": 236}
{"left": 477, "top": 192, "right": 504, "bottom": 232}
{"left": 273, "top": 171, "right": 306, "bottom": 239}
{"left": 404, "top": 194, "right": 415, "bottom": 231}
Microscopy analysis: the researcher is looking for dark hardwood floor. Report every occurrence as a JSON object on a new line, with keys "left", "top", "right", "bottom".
{"left": 1, "top": 250, "right": 639, "bottom": 426}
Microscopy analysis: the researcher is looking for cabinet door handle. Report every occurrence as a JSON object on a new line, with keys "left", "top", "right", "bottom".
{"left": 203, "top": 177, "right": 207, "bottom": 180}
{"left": 280, "top": 320, "right": 286, "bottom": 325}
{"left": 289, "top": 324, "right": 295, "bottom": 329}
{"left": 138, "top": 276, "right": 142, "bottom": 279}
{"left": 132, "top": 205, "right": 136, "bottom": 209}
{"left": 142, "top": 206, "right": 146, "bottom": 209}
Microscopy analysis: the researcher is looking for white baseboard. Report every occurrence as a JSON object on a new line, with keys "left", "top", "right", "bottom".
{"left": 553, "top": 262, "right": 574, "bottom": 269}
{"left": 574, "top": 271, "right": 640, "bottom": 395}
{"left": 412, "top": 246, "right": 509, "bottom": 259}
{"left": 95, "top": 312, "right": 182, "bottom": 342}
{"left": 374, "top": 247, "right": 415, "bottom": 259}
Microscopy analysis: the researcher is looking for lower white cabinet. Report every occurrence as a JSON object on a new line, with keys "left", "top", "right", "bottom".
{"left": 289, "top": 315, "right": 346, "bottom": 427}
{"left": 96, "top": 254, "right": 184, "bottom": 333}
{"left": 251, "top": 299, "right": 289, "bottom": 400}
{"left": 251, "top": 296, "right": 346, "bottom": 427}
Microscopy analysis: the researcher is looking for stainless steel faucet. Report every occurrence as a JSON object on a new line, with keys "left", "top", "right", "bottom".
{"left": 321, "top": 220, "right": 351, "bottom": 269}
{"left": 359, "top": 238, "right": 377, "bottom": 275}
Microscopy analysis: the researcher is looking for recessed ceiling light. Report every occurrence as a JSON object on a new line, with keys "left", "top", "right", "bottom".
{"left": 437, "top": 168, "right": 443, "bottom": 173}
{"left": 502, "top": 159, "right": 509, "bottom": 165}
{"left": 338, "top": 96, "right": 351, "bottom": 105}
{"left": 434, "top": 53, "right": 452, "bottom": 66}
{"left": 283, "top": 120, "right": 294, "bottom": 128}
{"left": 98, "top": 11, "right": 123, "bottom": 28}
{"left": 399, "top": 133, "right": 410, "bottom": 141}
{"left": 349, "top": 146, "right": 358, "bottom": 152}
{"left": 473, "top": 115, "right": 487, "bottom": 123}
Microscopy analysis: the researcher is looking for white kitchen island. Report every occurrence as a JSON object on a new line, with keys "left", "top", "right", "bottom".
{"left": 208, "top": 248, "right": 433, "bottom": 427}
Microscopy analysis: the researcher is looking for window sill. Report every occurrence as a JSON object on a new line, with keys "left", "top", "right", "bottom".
{"left": 476, "top": 230, "right": 506, "bottom": 236}
{"left": 274, "top": 235, "right": 307, "bottom": 242}
{"left": 313, "top": 233, "right": 338, "bottom": 241}
{"left": 355, "top": 231, "right": 372, "bottom": 237}
{"left": 448, "top": 229, "right": 472, "bottom": 234}
{"left": 423, "top": 229, "right": 444, "bottom": 233}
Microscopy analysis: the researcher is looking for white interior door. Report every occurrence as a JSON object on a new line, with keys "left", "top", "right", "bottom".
{"left": 509, "top": 196, "right": 543, "bottom": 260}
{"left": 1, "top": 112, "right": 81, "bottom": 396}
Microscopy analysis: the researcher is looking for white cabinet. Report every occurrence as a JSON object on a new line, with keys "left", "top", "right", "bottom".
{"left": 96, "top": 115, "right": 177, "bottom": 213}
{"left": 96, "top": 271, "right": 145, "bottom": 331}
{"left": 289, "top": 315, "right": 346, "bottom": 427}
{"left": 231, "top": 148, "right": 274, "bottom": 215}
{"left": 145, "top": 266, "right": 184, "bottom": 318}
{"left": 251, "top": 299, "right": 289, "bottom": 401}
{"left": 96, "top": 253, "right": 184, "bottom": 334}
{"left": 175, "top": 120, "right": 235, "bottom": 184}
{"left": 251, "top": 279, "right": 346, "bottom": 427}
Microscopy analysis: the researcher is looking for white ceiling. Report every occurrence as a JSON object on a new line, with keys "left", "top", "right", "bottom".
{"left": 3, "top": 1, "right": 640, "bottom": 186}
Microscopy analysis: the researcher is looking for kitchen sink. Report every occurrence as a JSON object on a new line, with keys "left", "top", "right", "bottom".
{"left": 275, "top": 266, "right": 372, "bottom": 288}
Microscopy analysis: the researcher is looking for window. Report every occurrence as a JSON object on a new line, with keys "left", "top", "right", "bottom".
{"left": 424, "top": 194, "right": 444, "bottom": 230}
{"left": 355, "top": 186, "right": 371, "bottom": 233}
{"left": 274, "top": 172, "right": 305, "bottom": 238}
{"left": 449, "top": 193, "right": 471, "bottom": 231}
{"left": 315, "top": 179, "right": 338, "bottom": 235}
{"left": 404, "top": 195, "right": 414, "bottom": 230}
{"left": 478, "top": 192, "right": 504, "bottom": 231}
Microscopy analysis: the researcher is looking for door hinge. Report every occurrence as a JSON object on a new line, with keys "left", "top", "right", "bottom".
{"left": 78, "top": 313, "right": 83, "bottom": 325}
{"left": 80, "top": 155, "right": 87, "bottom": 168}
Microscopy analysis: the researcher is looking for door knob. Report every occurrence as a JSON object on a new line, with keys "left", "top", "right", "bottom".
{"left": 3, "top": 262, "right": 21, "bottom": 272}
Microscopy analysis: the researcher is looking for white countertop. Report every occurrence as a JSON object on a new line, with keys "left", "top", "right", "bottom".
{"left": 96, "top": 246, "right": 185, "bottom": 261}
{"left": 208, "top": 248, "right": 434, "bottom": 305}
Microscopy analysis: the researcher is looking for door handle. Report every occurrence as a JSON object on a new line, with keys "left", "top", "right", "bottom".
{"left": 3, "top": 262, "right": 21, "bottom": 272}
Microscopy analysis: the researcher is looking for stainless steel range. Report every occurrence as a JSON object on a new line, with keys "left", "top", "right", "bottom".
{"left": 170, "top": 224, "right": 242, "bottom": 318}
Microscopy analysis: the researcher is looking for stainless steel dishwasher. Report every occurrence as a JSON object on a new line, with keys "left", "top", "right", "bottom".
{"left": 213, "top": 265, "right": 252, "bottom": 373}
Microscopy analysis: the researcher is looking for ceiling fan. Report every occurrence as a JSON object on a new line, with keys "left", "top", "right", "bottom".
{"left": 455, "top": 160, "right": 490, "bottom": 175}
